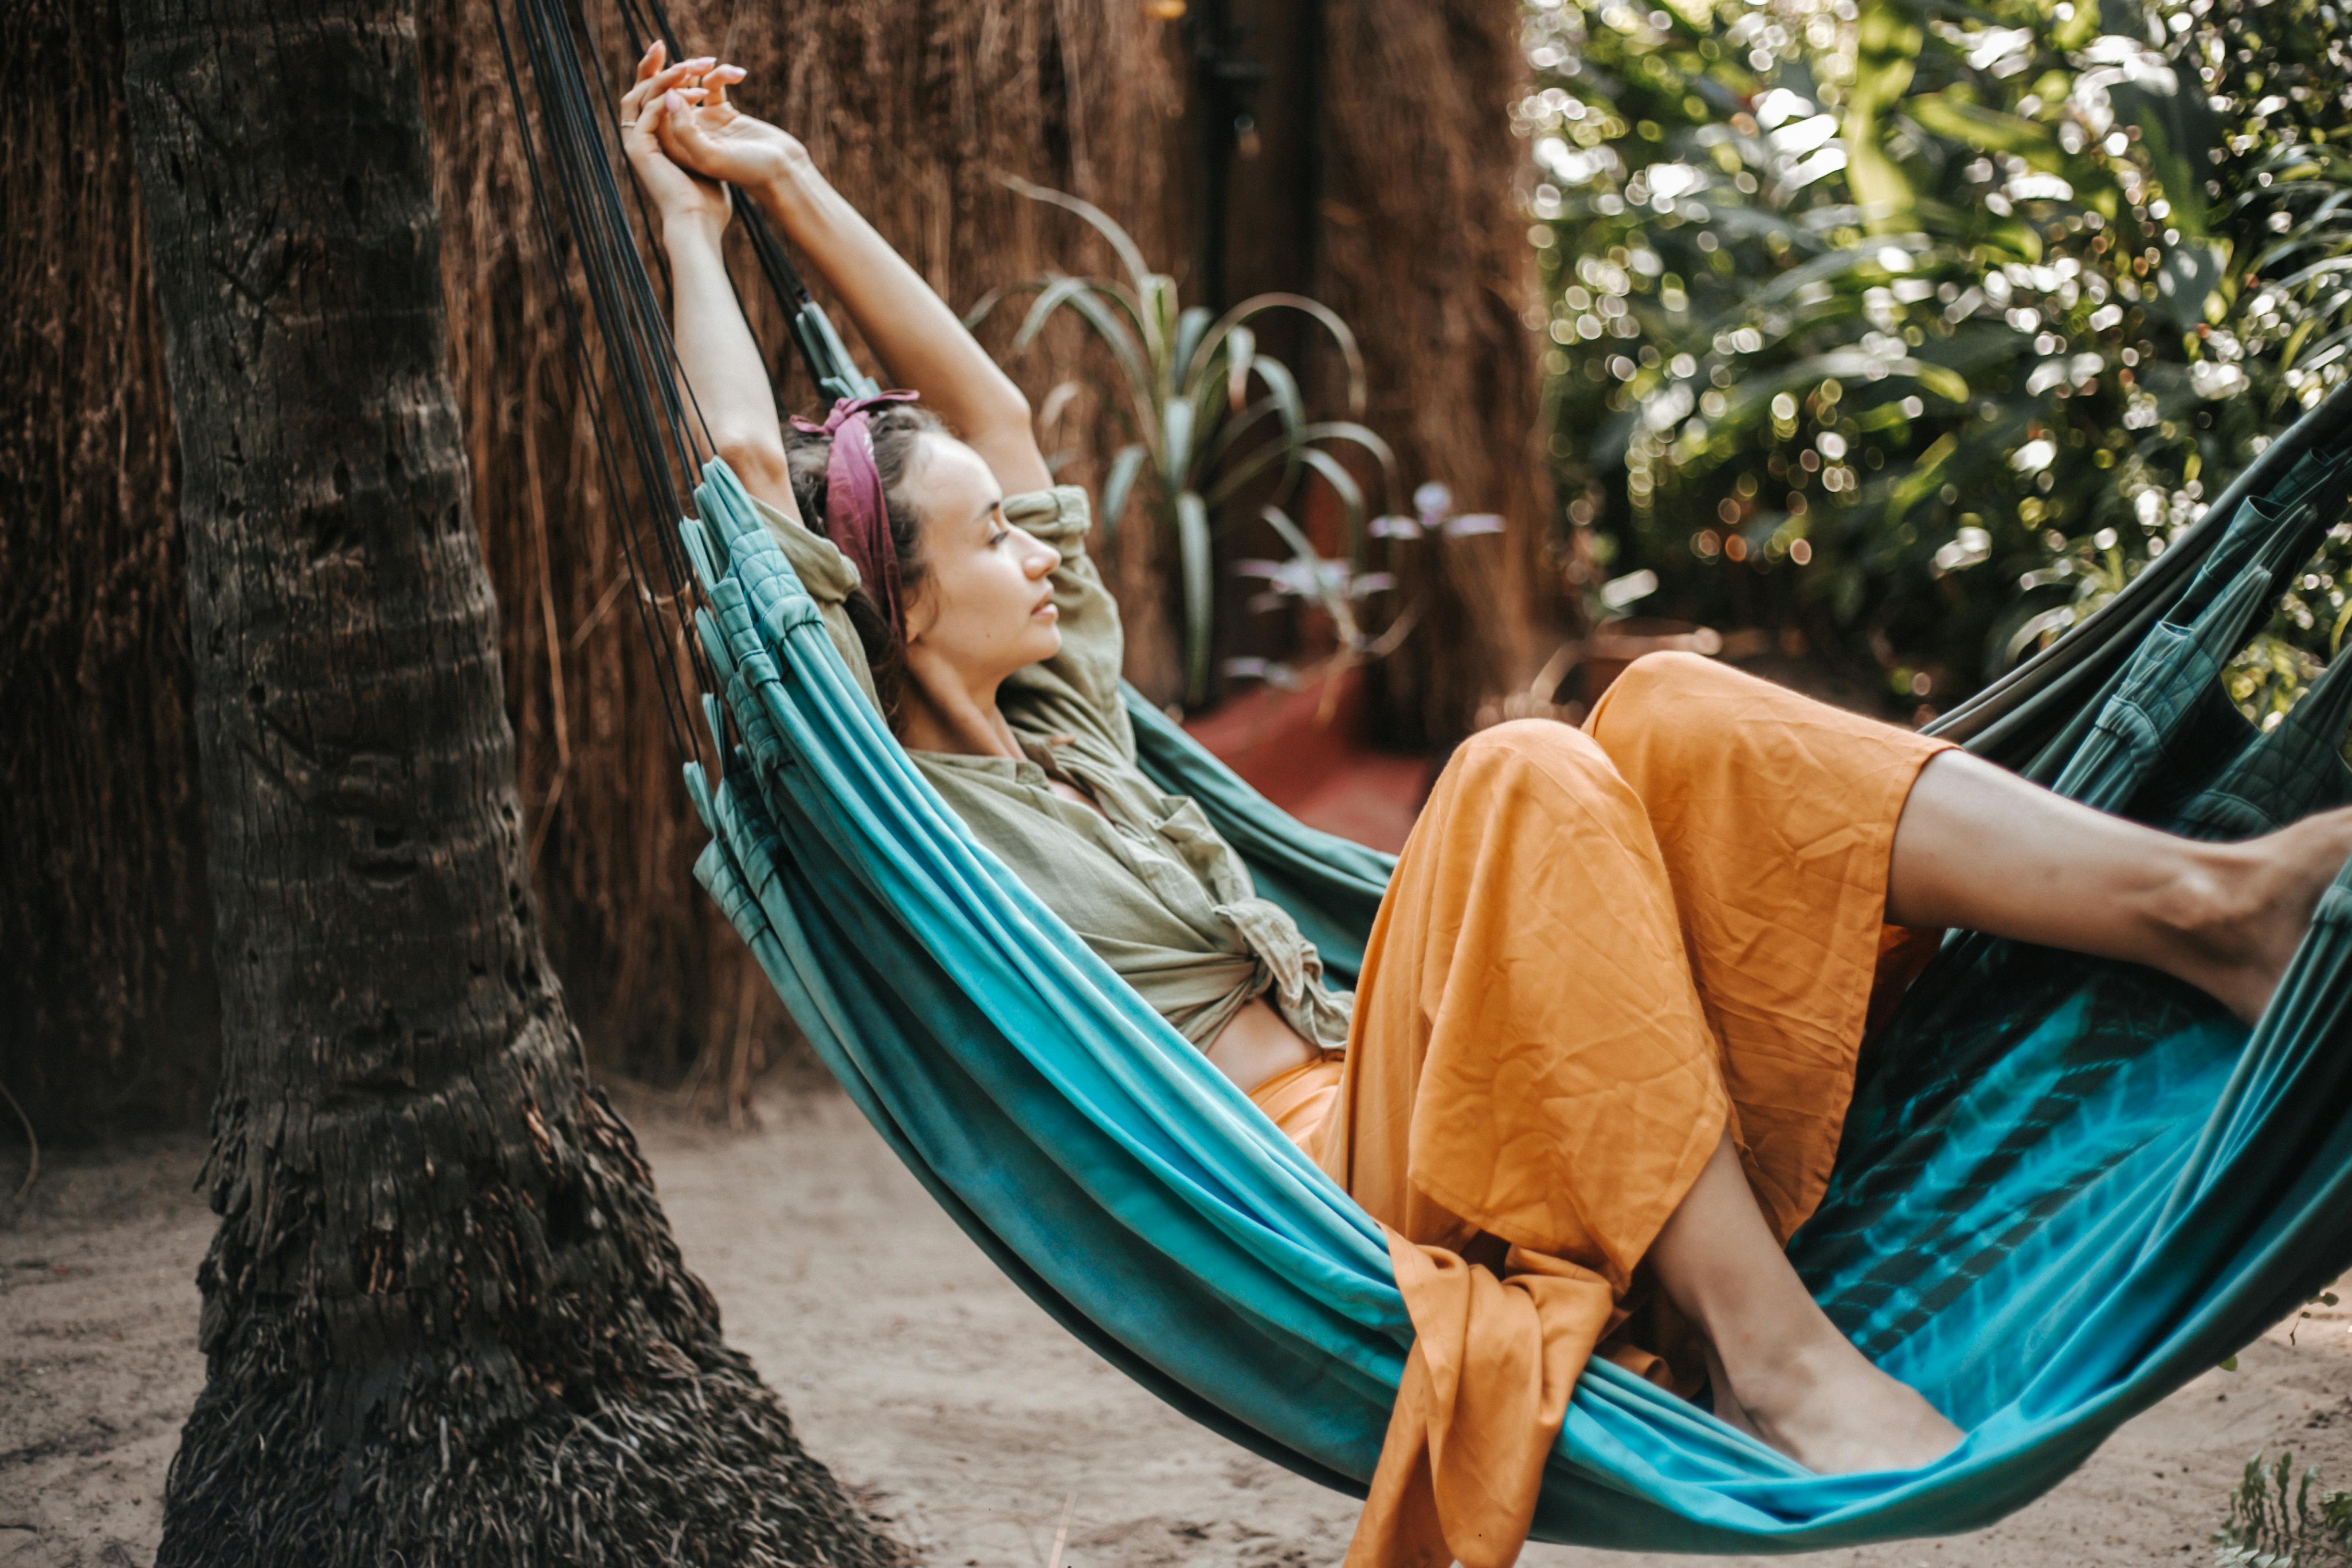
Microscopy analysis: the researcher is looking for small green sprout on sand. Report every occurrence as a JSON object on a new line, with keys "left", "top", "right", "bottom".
{"left": 2214, "top": 1452, "right": 2352, "bottom": 1567}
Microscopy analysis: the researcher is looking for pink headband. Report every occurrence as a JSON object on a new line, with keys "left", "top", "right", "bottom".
{"left": 790, "top": 391, "right": 922, "bottom": 641}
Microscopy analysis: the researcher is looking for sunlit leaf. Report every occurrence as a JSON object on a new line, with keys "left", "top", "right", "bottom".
{"left": 1175, "top": 491, "right": 1214, "bottom": 705}
{"left": 1208, "top": 293, "right": 1369, "bottom": 415}
{"left": 1257, "top": 503, "right": 1363, "bottom": 648}
{"left": 1298, "top": 446, "right": 1370, "bottom": 566}
{"left": 998, "top": 173, "right": 1157, "bottom": 300}
{"left": 1842, "top": 0, "right": 1922, "bottom": 230}
{"left": 1224, "top": 326, "right": 1257, "bottom": 412}
{"left": 1099, "top": 443, "right": 1148, "bottom": 545}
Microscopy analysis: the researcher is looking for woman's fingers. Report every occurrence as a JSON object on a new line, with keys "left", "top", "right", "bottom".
{"left": 626, "top": 81, "right": 674, "bottom": 154}
{"left": 704, "top": 62, "right": 745, "bottom": 109}
{"left": 651, "top": 88, "right": 706, "bottom": 160}
{"left": 621, "top": 60, "right": 700, "bottom": 122}
{"left": 636, "top": 39, "right": 664, "bottom": 81}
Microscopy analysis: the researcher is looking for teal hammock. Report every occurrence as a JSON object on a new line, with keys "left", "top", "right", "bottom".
{"left": 674, "top": 378, "right": 2352, "bottom": 1551}
{"left": 477, "top": 0, "right": 2352, "bottom": 1537}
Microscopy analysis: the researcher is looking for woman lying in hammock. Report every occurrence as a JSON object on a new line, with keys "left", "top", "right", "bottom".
{"left": 619, "top": 45, "right": 2352, "bottom": 1484}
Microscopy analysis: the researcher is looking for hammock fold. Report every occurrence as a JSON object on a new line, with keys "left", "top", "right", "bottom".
{"left": 676, "top": 382, "right": 2352, "bottom": 1551}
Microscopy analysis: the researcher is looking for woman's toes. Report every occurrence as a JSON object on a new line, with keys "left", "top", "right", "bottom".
{"left": 2214, "top": 809, "right": 2352, "bottom": 1022}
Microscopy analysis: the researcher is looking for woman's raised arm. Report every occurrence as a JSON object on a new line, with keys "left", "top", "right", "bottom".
{"left": 644, "top": 66, "right": 1055, "bottom": 496}
{"left": 619, "top": 45, "right": 799, "bottom": 519}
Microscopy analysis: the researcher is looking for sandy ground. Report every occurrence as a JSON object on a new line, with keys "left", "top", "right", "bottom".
{"left": 7, "top": 1084, "right": 2351, "bottom": 1568}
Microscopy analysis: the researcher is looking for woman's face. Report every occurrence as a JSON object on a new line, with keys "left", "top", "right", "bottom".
{"left": 900, "top": 434, "right": 1063, "bottom": 687}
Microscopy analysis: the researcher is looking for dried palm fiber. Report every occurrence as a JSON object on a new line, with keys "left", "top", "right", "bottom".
{"left": 3, "top": 0, "right": 1185, "bottom": 1134}
{"left": 9, "top": 0, "right": 1550, "bottom": 1130}
{"left": 421, "top": 0, "right": 1190, "bottom": 1106}
{"left": 1314, "top": 0, "right": 1559, "bottom": 750}
{"left": 0, "top": 0, "right": 217, "bottom": 1140}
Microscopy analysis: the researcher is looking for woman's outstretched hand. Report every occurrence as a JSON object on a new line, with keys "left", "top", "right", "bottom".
{"left": 620, "top": 42, "right": 730, "bottom": 233}
{"left": 634, "top": 49, "right": 808, "bottom": 194}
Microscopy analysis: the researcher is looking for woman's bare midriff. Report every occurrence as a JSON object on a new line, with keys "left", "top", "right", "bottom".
{"left": 1046, "top": 777, "right": 1323, "bottom": 1096}
{"left": 1204, "top": 996, "right": 1323, "bottom": 1096}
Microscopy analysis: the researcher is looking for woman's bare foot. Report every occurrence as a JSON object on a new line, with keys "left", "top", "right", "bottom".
{"left": 1658, "top": 1135, "right": 1961, "bottom": 1473}
{"left": 2157, "top": 805, "right": 2352, "bottom": 1024}
{"left": 1718, "top": 1336, "right": 1962, "bottom": 1475}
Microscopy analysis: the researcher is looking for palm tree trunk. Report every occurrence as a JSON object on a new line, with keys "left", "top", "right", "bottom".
{"left": 1317, "top": 0, "right": 1557, "bottom": 750}
{"left": 119, "top": 1, "right": 907, "bottom": 1561}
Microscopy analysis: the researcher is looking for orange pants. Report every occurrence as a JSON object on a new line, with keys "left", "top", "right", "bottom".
{"left": 1249, "top": 652, "right": 1956, "bottom": 1568}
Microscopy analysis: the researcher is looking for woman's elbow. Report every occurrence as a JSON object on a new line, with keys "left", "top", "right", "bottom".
{"left": 712, "top": 433, "right": 791, "bottom": 496}
{"left": 965, "top": 384, "right": 1045, "bottom": 467}
{"left": 970, "top": 377, "right": 1032, "bottom": 440}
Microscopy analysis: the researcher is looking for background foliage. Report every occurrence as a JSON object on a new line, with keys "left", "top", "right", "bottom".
{"left": 1524, "top": 0, "right": 2352, "bottom": 719}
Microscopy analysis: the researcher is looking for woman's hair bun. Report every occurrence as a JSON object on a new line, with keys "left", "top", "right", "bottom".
{"left": 781, "top": 402, "right": 950, "bottom": 724}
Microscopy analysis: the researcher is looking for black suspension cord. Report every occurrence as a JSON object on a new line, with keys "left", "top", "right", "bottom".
{"left": 490, "top": 2, "right": 700, "bottom": 767}
{"left": 493, "top": 0, "right": 888, "bottom": 770}
{"left": 491, "top": 0, "right": 710, "bottom": 766}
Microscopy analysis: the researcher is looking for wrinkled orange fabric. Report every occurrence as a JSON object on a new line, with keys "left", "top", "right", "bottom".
{"left": 1248, "top": 653, "right": 1957, "bottom": 1568}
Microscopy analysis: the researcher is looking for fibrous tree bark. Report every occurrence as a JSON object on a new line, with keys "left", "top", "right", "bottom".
{"left": 119, "top": 1, "right": 908, "bottom": 1561}
{"left": 1316, "top": 0, "right": 1557, "bottom": 749}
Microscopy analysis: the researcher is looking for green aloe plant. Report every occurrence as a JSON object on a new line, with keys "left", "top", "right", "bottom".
{"left": 968, "top": 175, "right": 1402, "bottom": 706}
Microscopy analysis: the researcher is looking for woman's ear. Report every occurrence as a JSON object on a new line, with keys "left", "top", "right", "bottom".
{"left": 900, "top": 583, "right": 938, "bottom": 644}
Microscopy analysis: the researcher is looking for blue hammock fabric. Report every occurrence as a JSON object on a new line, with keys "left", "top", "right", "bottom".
{"left": 676, "top": 383, "right": 2352, "bottom": 1553}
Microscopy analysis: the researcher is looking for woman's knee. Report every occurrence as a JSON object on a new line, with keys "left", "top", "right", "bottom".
{"left": 1583, "top": 651, "right": 1759, "bottom": 782}
{"left": 1439, "top": 717, "right": 1632, "bottom": 812}
{"left": 1460, "top": 715, "right": 1612, "bottom": 767}
{"left": 1588, "top": 652, "right": 1731, "bottom": 739}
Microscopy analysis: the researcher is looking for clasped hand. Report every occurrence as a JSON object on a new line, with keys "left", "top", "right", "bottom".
{"left": 618, "top": 41, "right": 806, "bottom": 233}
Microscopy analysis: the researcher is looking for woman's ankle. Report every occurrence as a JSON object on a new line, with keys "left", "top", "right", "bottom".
{"left": 1712, "top": 1327, "right": 1961, "bottom": 1472}
{"left": 2143, "top": 842, "right": 2252, "bottom": 982}
{"left": 1711, "top": 1317, "right": 1856, "bottom": 1420}
{"left": 2141, "top": 812, "right": 2352, "bottom": 1023}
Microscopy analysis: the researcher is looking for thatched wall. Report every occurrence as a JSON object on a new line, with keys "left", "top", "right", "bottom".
{"left": 1316, "top": 0, "right": 1558, "bottom": 749}
{"left": 3, "top": 0, "right": 1186, "bottom": 1136}
{"left": 421, "top": 0, "right": 1190, "bottom": 1113}
{"left": 1, "top": 0, "right": 215, "bottom": 1139}
{"left": 3, "top": 0, "right": 1550, "bottom": 1138}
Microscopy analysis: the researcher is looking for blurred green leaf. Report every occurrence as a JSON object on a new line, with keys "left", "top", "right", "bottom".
{"left": 1844, "top": 0, "right": 1922, "bottom": 229}
{"left": 1176, "top": 491, "right": 1214, "bottom": 705}
{"left": 1099, "top": 443, "right": 1147, "bottom": 544}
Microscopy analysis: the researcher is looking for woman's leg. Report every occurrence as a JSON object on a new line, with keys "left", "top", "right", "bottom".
{"left": 1598, "top": 656, "right": 2352, "bottom": 1476}
{"left": 1887, "top": 750, "right": 2352, "bottom": 1022}
{"left": 1648, "top": 1133, "right": 1962, "bottom": 1472}
{"left": 1324, "top": 714, "right": 1958, "bottom": 1482}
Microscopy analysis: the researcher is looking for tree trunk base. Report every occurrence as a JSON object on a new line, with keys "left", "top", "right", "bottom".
{"left": 162, "top": 1355, "right": 904, "bottom": 1566}
{"left": 159, "top": 1086, "right": 908, "bottom": 1568}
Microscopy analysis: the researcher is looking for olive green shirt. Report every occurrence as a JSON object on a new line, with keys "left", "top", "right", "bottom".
{"left": 747, "top": 484, "right": 1355, "bottom": 1054}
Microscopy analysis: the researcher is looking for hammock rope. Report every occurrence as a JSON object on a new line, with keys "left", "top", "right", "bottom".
{"left": 493, "top": 9, "right": 2352, "bottom": 1549}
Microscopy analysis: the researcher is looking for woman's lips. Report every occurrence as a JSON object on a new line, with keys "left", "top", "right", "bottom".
{"left": 1032, "top": 597, "right": 1058, "bottom": 619}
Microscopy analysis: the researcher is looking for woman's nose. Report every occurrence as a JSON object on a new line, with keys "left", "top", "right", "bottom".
{"left": 1024, "top": 535, "right": 1061, "bottom": 577}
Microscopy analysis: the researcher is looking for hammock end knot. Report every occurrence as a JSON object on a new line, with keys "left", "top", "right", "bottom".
{"left": 766, "top": 591, "right": 824, "bottom": 638}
